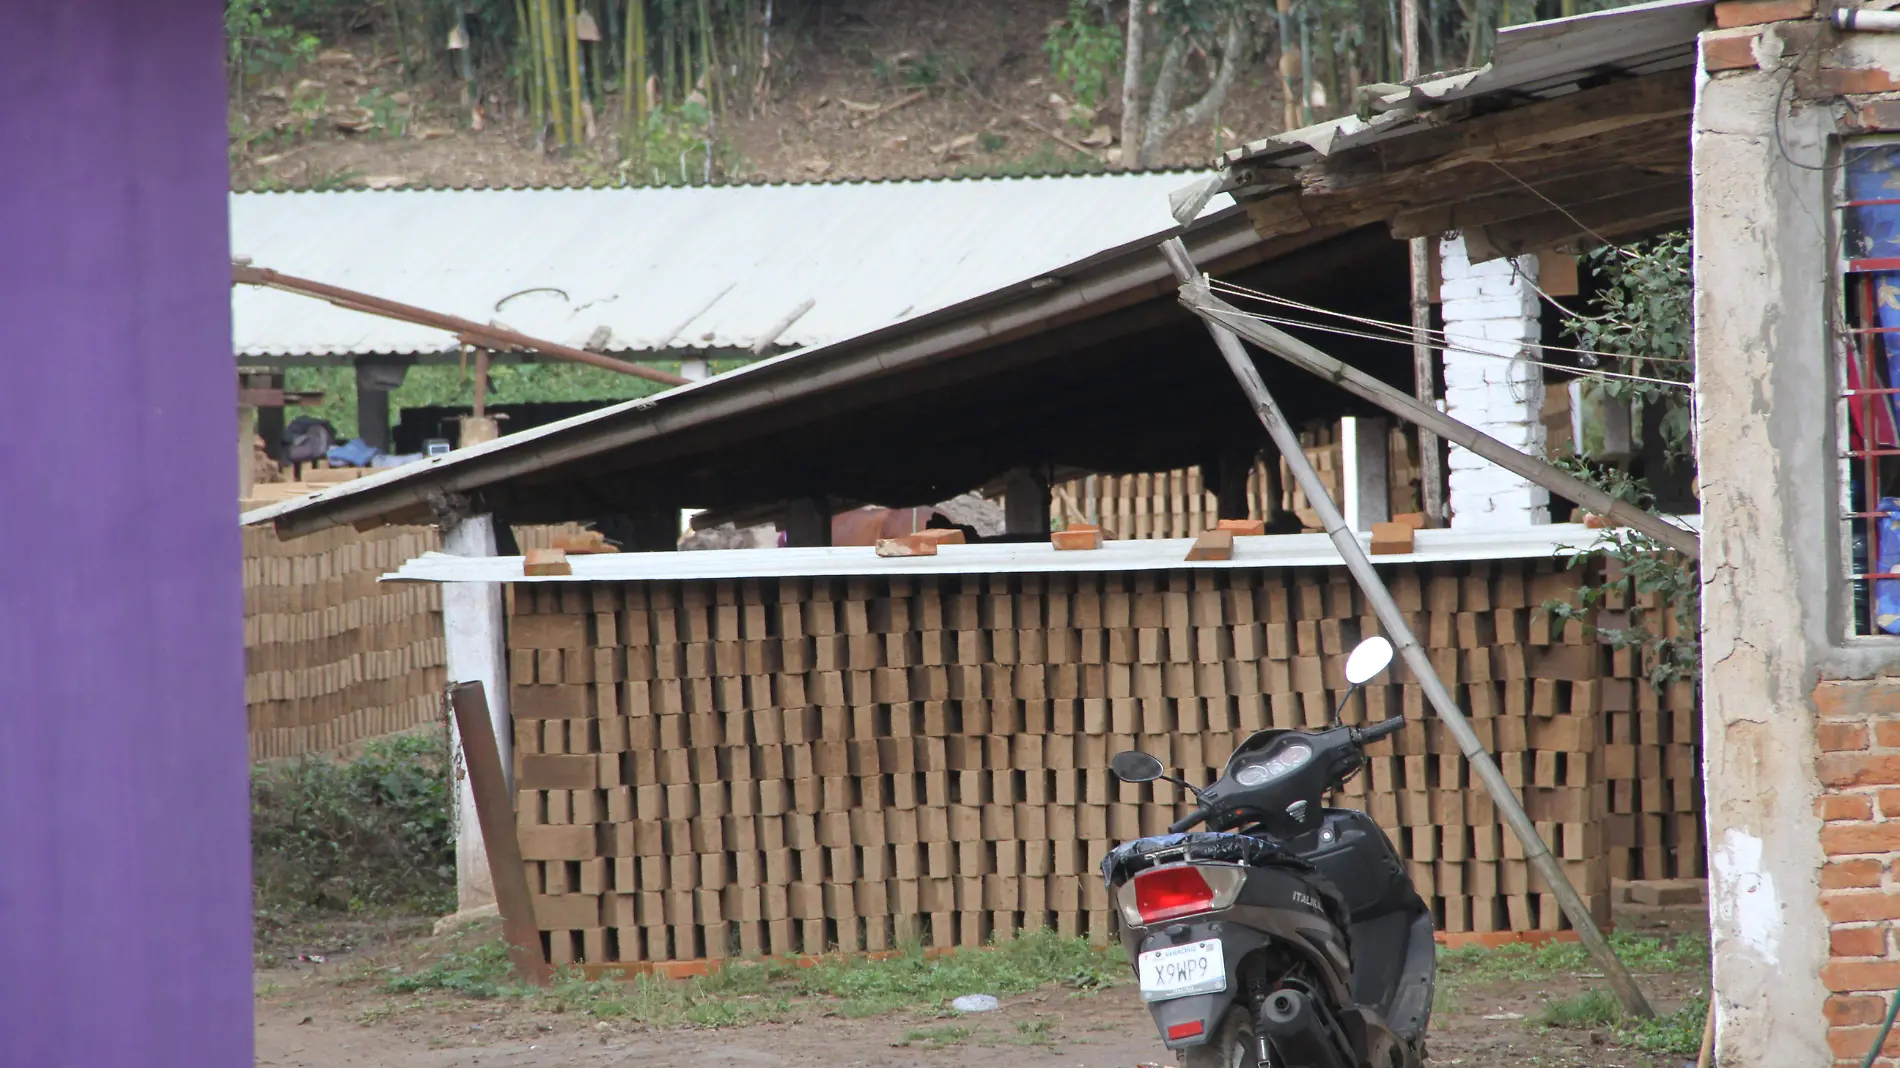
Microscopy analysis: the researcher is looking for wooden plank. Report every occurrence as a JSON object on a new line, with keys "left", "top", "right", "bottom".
{"left": 449, "top": 681, "right": 552, "bottom": 984}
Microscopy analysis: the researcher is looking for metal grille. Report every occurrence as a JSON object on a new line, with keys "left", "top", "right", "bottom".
{"left": 1838, "top": 138, "right": 1900, "bottom": 635}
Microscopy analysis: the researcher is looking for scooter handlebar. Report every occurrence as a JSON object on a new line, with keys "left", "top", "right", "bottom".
{"left": 1168, "top": 807, "right": 1211, "bottom": 834}
{"left": 1357, "top": 716, "right": 1407, "bottom": 743}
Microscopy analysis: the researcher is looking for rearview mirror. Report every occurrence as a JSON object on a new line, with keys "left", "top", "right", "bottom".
{"left": 1344, "top": 636, "right": 1395, "bottom": 686}
{"left": 1110, "top": 750, "right": 1164, "bottom": 783}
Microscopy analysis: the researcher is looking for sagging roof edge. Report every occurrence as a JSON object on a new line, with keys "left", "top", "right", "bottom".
{"left": 244, "top": 200, "right": 1271, "bottom": 539}
{"left": 1215, "top": 0, "right": 1715, "bottom": 175}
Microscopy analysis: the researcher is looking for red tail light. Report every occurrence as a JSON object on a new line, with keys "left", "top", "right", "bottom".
{"left": 1134, "top": 865, "right": 1216, "bottom": 923}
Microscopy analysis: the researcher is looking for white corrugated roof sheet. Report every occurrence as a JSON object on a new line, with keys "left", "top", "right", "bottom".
{"left": 379, "top": 523, "right": 1685, "bottom": 584}
{"left": 229, "top": 172, "right": 1234, "bottom": 358}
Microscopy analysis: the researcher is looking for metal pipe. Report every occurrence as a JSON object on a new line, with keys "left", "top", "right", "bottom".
{"left": 1175, "top": 284, "right": 1701, "bottom": 559}
{"left": 1835, "top": 7, "right": 1900, "bottom": 31}
{"left": 1160, "top": 236, "right": 1656, "bottom": 1019}
{"left": 232, "top": 263, "right": 690, "bottom": 387}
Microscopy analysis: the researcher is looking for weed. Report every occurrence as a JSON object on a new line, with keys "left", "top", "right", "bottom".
{"left": 252, "top": 731, "right": 455, "bottom": 921}
{"left": 356, "top": 88, "right": 408, "bottom": 137}
{"left": 977, "top": 130, "right": 1008, "bottom": 153}
{"left": 383, "top": 939, "right": 523, "bottom": 999}
{"left": 952, "top": 143, "right": 1105, "bottom": 179}
{"left": 1013, "top": 1018, "right": 1057, "bottom": 1046}
{"left": 1538, "top": 988, "right": 1620, "bottom": 1029}
{"left": 1540, "top": 990, "right": 1709, "bottom": 1058}
{"left": 1043, "top": 0, "right": 1124, "bottom": 113}
{"left": 896, "top": 1024, "right": 975, "bottom": 1048}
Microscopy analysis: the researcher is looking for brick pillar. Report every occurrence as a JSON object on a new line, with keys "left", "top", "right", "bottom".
{"left": 1438, "top": 235, "right": 1548, "bottom": 529}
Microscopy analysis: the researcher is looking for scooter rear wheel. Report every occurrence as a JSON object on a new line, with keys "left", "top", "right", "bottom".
{"left": 1179, "top": 1006, "right": 1262, "bottom": 1068}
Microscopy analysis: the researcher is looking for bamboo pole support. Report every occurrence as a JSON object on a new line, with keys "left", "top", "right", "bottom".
{"left": 1161, "top": 236, "right": 1656, "bottom": 1019}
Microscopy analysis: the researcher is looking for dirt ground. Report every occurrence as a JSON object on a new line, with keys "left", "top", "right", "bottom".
{"left": 229, "top": 0, "right": 1289, "bottom": 192}
{"left": 254, "top": 905, "right": 1707, "bottom": 1068}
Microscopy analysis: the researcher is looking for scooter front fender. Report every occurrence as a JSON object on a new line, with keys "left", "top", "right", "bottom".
{"left": 1136, "top": 921, "right": 1274, "bottom": 1050}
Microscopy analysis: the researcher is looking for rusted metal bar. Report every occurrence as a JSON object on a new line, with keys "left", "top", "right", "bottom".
{"left": 233, "top": 263, "right": 690, "bottom": 387}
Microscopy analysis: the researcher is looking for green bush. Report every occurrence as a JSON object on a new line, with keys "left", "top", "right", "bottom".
{"left": 252, "top": 732, "right": 455, "bottom": 916}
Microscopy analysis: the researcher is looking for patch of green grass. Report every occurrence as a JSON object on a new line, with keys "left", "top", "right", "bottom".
{"left": 896, "top": 1024, "right": 975, "bottom": 1048}
{"left": 1540, "top": 992, "right": 1709, "bottom": 1058}
{"left": 1438, "top": 930, "right": 1709, "bottom": 984}
{"left": 1538, "top": 988, "right": 1620, "bottom": 1029}
{"left": 781, "top": 929, "right": 1125, "bottom": 1017}
{"left": 374, "top": 929, "right": 1125, "bottom": 1029}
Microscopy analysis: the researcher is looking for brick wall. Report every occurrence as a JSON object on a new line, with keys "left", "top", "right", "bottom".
{"left": 1817, "top": 678, "right": 1900, "bottom": 1065}
{"left": 502, "top": 560, "right": 1702, "bottom": 967}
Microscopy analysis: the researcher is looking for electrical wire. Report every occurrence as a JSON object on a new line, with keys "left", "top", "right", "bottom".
{"left": 1201, "top": 302, "right": 1692, "bottom": 390}
{"left": 1861, "top": 985, "right": 1900, "bottom": 1068}
{"left": 1204, "top": 278, "right": 1696, "bottom": 369}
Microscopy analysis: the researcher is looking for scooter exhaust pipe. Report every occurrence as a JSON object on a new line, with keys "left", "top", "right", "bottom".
{"left": 1258, "top": 988, "right": 1351, "bottom": 1068}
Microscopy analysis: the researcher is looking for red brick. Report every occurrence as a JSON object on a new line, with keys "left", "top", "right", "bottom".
{"left": 1825, "top": 958, "right": 1900, "bottom": 992}
{"left": 1878, "top": 721, "right": 1900, "bottom": 749}
{"left": 1881, "top": 791, "right": 1900, "bottom": 818}
{"left": 1818, "top": 680, "right": 1900, "bottom": 721}
{"left": 1714, "top": 0, "right": 1812, "bottom": 25}
{"left": 1821, "top": 753, "right": 1900, "bottom": 788}
{"left": 1828, "top": 823, "right": 1900, "bottom": 856}
{"left": 1830, "top": 994, "right": 1892, "bottom": 1026}
{"left": 1826, "top": 891, "right": 1900, "bottom": 923}
{"left": 1850, "top": 100, "right": 1900, "bottom": 133}
{"left": 1830, "top": 1024, "right": 1900, "bottom": 1057}
{"left": 1824, "top": 794, "right": 1878, "bottom": 822}
{"left": 1827, "top": 859, "right": 1887, "bottom": 889}
{"left": 1825, "top": 722, "right": 1873, "bottom": 752}
{"left": 1834, "top": 926, "right": 1891, "bottom": 958}
{"left": 1817, "top": 67, "right": 1900, "bottom": 96}
{"left": 1704, "top": 31, "right": 1762, "bottom": 72}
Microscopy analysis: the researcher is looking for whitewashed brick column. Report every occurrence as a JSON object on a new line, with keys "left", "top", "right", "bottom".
{"left": 1439, "top": 235, "right": 1548, "bottom": 529}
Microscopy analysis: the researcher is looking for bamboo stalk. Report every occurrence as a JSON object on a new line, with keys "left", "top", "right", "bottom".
{"left": 517, "top": 0, "right": 541, "bottom": 128}
{"left": 626, "top": 0, "right": 648, "bottom": 146}
{"left": 565, "top": 0, "right": 586, "bottom": 141}
{"left": 539, "top": 0, "right": 567, "bottom": 145}
{"left": 697, "top": 0, "right": 719, "bottom": 114}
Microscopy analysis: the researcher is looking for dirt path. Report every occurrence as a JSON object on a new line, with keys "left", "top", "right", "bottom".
{"left": 255, "top": 965, "right": 1702, "bottom": 1068}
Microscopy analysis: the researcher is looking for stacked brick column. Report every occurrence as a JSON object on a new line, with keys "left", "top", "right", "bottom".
{"left": 1438, "top": 235, "right": 1549, "bottom": 529}
{"left": 1816, "top": 678, "right": 1900, "bottom": 1065}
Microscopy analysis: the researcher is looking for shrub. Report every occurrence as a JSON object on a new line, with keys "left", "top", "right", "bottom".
{"left": 252, "top": 731, "right": 455, "bottom": 916}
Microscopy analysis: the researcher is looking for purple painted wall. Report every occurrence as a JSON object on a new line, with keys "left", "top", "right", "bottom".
{"left": 0, "top": 5, "right": 252, "bottom": 1066}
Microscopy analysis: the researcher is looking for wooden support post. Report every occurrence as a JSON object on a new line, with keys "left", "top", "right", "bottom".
{"left": 782, "top": 497, "right": 830, "bottom": 547}
{"left": 1004, "top": 466, "right": 1051, "bottom": 535}
{"left": 354, "top": 361, "right": 406, "bottom": 452}
{"left": 1213, "top": 451, "right": 1255, "bottom": 521}
{"left": 448, "top": 680, "right": 550, "bottom": 985}
{"left": 252, "top": 371, "right": 286, "bottom": 462}
{"left": 237, "top": 403, "right": 257, "bottom": 501}
{"left": 1341, "top": 416, "right": 1390, "bottom": 531}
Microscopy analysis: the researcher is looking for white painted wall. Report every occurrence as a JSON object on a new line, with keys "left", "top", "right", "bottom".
{"left": 440, "top": 514, "right": 512, "bottom": 913}
{"left": 1439, "top": 235, "right": 1549, "bottom": 529}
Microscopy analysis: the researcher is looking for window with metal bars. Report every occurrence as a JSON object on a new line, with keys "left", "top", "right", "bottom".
{"left": 1839, "top": 137, "right": 1900, "bottom": 636}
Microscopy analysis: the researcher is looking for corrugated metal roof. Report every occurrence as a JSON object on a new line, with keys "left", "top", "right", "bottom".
{"left": 1220, "top": 0, "right": 1713, "bottom": 171}
{"left": 378, "top": 522, "right": 1683, "bottom": 583}
{"left": 230, "top": 172, "right": 1234, "bottom": 358}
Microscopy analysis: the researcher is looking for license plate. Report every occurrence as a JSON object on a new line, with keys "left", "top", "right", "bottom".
{"left": 1138, "top": 938, "right": 1227, "bottom": 1002}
